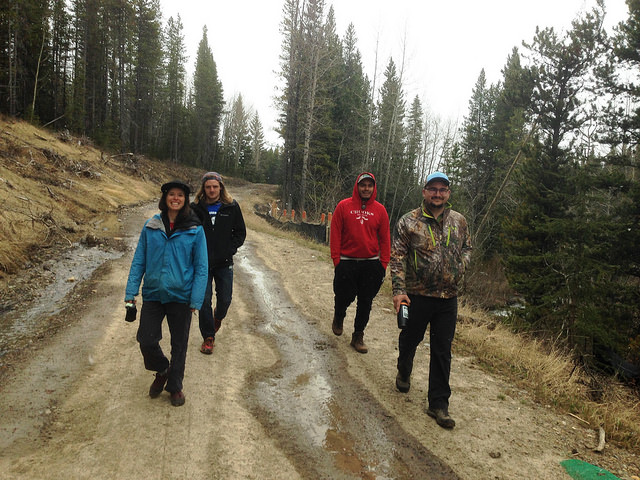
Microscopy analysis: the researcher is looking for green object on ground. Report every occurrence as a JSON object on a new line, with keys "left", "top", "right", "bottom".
{"left": 560, "top": 459, "right": 621, "bottom": 480}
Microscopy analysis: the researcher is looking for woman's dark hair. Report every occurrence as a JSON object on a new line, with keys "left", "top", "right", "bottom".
{"left": 158, "top": 188, "right": 192, "bottom": 221}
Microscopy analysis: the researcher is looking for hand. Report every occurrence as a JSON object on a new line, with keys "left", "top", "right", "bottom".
{"left": 393, "top": 294, "right": 410, "bottom": 313}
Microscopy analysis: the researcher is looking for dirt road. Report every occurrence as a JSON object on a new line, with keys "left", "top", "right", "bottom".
{"left": 0, "top": 184, "right": 636, "bottom": 480}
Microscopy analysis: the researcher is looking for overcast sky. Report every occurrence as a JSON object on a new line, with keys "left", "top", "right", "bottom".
{"left": 159, "top": 0, "right": 629, "bottom": 147}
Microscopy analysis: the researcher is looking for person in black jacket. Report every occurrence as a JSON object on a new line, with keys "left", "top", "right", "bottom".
{"left": 190, "top": 172, "right": 246, "bottom": 354}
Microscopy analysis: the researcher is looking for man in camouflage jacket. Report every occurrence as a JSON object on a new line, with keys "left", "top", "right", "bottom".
{"left": 390, "top": 171, "right": 472, "bottom": 429}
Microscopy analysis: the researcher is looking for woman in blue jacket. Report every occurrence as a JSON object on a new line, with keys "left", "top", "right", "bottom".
{"left": 125, "top": 180, "right": 208, "bottom": 407}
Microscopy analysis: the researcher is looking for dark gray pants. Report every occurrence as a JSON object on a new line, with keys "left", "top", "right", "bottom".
{"left": 137, "top": 301, "right": 192, "bottom": 394}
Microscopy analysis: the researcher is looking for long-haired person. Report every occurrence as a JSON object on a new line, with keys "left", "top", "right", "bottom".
{"left": 190, "top": 172, "right": 246, "bottom": 355}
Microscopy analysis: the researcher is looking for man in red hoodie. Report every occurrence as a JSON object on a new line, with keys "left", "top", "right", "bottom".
{"left": 330, "top": 172, "right": 391, "bottom": 353}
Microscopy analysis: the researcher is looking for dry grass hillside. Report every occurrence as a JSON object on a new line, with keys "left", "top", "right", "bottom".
{"left": 0, "top": 115, "right": 202, "bottom": 297}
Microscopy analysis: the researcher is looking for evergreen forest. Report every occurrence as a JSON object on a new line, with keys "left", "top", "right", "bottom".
{"left": 1, "top": 0, "right": 639, "bottom": 379}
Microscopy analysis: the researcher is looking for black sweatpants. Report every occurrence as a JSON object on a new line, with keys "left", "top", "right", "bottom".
{"left": 136, "top": 301, "right": 192, "bottom": 394}
{"left": 333, "top": 259, "right": 385, "bottom": 333}
{"left": 397, "top": 295, "right": 457, "bottom": 410}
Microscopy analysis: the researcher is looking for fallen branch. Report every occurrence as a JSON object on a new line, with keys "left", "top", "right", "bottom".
{"left": 568, "top": 412, "right": 590, "bottom": 426}
{"left": 594, "top": 426, "right": 606, "bottom": 453}
{"left": 42, "top": 114, "right": 65, "bottom": 128}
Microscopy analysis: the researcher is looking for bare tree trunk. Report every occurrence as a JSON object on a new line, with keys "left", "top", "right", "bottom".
{"left": 300, "top": 41, "right": 320, "bottom": 217}
{"left": 281, "top": 0, "right": 303, "bottom": 210}
{"left": 30, "top": 30, "right": 47, "bottom": 123}
{"left": 474, "top": 120, "right": 537, "bottom": 243}
{"left": 363, "top": 35, "right": 379, "bottom": 172}
{"left": 7, "top": 15, "right": 17, "bottom": 116}
{"left": 381, "top": 34, "right": 407, "bottom": 202}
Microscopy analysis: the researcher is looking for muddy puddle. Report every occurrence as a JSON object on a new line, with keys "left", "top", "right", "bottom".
{"left": 236, "top": 243, "right": 459, "bottom": 479}
{"left": 0, "top": 244, "right": 122, "bottom": 358}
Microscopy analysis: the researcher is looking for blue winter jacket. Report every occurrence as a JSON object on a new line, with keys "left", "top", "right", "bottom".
{"left": 125, "top": 213, "right": 208, "bottom": 310}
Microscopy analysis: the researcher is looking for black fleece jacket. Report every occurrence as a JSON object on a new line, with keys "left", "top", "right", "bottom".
{"left": 190, "top": 199, "right": 246, "bottom": 268}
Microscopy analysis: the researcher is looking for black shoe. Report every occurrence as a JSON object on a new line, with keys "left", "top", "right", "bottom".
{"left": 149, "top": 369, "right": 168, "bottom": 398}
{"left": 395, "top": 372, "right": 410, "bottom": 393}
{"left": 427, "top": 408, "right": 455, "bottom": 429}
{"left": 170, "top": 391, "right": 185, "bottom": 407}
{"left": 331, "top": 315, "right": 343, "bottom": 336}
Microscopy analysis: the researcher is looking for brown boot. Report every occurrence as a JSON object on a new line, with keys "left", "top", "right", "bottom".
{"left": 332, "top": 315, "right": 344, "bottom": 336}
{"left": 350, "top": 331, "right": 368, "bottom": 353}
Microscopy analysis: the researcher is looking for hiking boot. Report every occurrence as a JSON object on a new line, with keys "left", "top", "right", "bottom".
{"left": 200, "top": 336, "right": 214, "bottom": 354}
{"left": 427, "top": 408, "right": 456, "bottom": 429}
{"left": 332, "top": 315, "right": 344, "bottom": 336}
{"left": 396, "top": 372, "right": 410, "bottom": 393}
{"left": 149, "top": 369, "right": 168, "bottom": 398}
{"left": 170, "top": 391, "right": 185, "bottom": 407}
{"left": 350, "top": 331, "right": 368, "bottom": 353}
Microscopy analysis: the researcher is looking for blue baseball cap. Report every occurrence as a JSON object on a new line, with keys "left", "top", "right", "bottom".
{"left": 425, "top": 171, "right": 450, "bottom": 187}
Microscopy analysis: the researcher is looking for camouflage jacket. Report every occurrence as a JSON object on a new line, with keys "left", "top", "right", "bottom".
{"left": 390, "top": 202, "right": 472, "bottom": 299}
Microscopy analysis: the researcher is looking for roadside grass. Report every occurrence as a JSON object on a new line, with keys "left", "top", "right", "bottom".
{"left": 455, "top": 307, "right": 640, "bottom": 450}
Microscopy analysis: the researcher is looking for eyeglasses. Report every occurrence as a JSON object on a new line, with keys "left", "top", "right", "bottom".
{"left": 425, "top": 187, "right": 450, "bottom": 194}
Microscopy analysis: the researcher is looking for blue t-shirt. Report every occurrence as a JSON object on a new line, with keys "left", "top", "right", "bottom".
{"left": 207, "top": 202, "right": 222, "bottom": 226}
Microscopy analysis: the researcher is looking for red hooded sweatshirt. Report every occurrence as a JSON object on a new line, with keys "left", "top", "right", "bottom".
{"left": 330, "top": 172, "right": 391, "bottom": 268}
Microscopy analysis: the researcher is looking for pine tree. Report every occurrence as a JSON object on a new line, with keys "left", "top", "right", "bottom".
{"left": 162, "top": 14, "right": 187, "bottom": 162}
{"left": 83, "top": 0, "right": 109, "bottom": 139}
{"left": 302, "top": 4, "right": 347, "bottom": 216}
{"left": 374, "top": 57, "right": 406, "bottom": 215}
{"left": 3, "top": 0, "right": 54, "bottom": 123}
{"left": 248, "top": 112, "right": 266, "bottom": 182}
{"left": 298, "top": 0, "right": 327, "bottom": 217}
{"left": 503, "top": 8, "right": 609, "bottom": 346}
{"left": 455, "top": 69, "right": 499, "bottom": 254}
{"left": 591, "top": 0, "right": 640, "bottom": 365}
{"left": 221, "top": 94, "right": 251, "bottom": 175}
{"left": 474, "top": 48, "right": 534, "bottom": 259}
{"left": 385, "top": 94, "right": 422, "bottom": 221}
{"left": 277, "top": 0, "right": 304, "bottom": 211}
{"left": 49, "top": 0, "right": 72, "bottom": 124}
{"left": 97, "top": 0, "right": 135, "bottom": 151}
{"left": 276, "top": 0, "right": 345, "bottom": 217}
{"left": 192, "top": 26, "right": 224, "bottom": 168}
{"left": 130, "top": 0, "right": 163, "bottom": 153}
{"left": 68, "top": 0, "right": 88, "bottom": 133}
{"left": 332, "top": 23, "right": 371, "bottom": 190}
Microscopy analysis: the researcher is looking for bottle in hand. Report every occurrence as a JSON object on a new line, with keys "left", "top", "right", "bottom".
{"left": 125, "top": 302, "right": 137, "bottom": 322}
{"left": 397, "top": 300, "right": 409, "bottom": 329}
